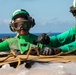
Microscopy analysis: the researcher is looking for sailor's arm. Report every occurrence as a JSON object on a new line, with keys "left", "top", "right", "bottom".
{"left": 50, "top": 25, "right": 76, "bottom": 47}
{"left": 0, "top": 40, "right": 10, "bottom": 51}
{"left": 59, "top": 41, "right": 76, "bottom": 53}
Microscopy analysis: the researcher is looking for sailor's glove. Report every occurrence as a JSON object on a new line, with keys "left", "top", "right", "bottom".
{"left": 37, "top": 33, "right": 50, "bottom": 44}
{"left": 40, "top": 47, "right": 62, "bottom": 55}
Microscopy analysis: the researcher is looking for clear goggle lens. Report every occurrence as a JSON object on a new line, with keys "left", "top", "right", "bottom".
{"left": 14, "top": 20, "right": 29, "bottom": 28}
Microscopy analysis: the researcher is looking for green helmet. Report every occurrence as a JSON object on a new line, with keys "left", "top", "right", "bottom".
{"left": 12, "top": 9, "right": 30, "bottom": 20}
{"left": 10, "top": 9, "right": 35, "bottom": 32}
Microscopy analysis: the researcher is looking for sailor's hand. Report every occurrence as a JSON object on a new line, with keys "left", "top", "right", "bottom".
{"left": 40, "top": 47, "right": 62, "bottom": 55}
{"left": 37, "top": 33, "right": 50, "bottom": 44}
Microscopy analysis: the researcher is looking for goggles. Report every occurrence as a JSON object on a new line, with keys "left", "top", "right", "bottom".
{"left": 10, "top": 20, "right": 30, "bottom": 31}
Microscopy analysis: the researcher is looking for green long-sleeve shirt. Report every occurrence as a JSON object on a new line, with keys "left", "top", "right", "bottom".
{"left": 0, "top": 33, "right": 39, "bottom": 53}
{"left": 0, "top": 33, "right": 44, "bottom": 53}
{"left": 50, "top": 25, "right": 76, "bottom": 52}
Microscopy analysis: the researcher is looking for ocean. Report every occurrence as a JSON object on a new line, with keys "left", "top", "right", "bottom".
{"left": 0, "top": 33, "right": 60, "bottom": 38}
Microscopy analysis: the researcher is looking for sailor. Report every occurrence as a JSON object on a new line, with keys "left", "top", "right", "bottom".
{"left": 0, "top": 9, "right": 51, "bottom": 55}
{"left": 39, "top": 0, "right": 76, "bottom": 55}
{"left": 0, "top": 9, "right": 35, "bottom": 54}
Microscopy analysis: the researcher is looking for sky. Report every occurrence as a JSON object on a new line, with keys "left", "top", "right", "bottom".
{"left": 0, "top": 0, "right": 76, "bottom": 33}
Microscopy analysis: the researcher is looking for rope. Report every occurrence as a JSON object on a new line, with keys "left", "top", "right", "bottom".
{"left": 0, "top": 50, "right": 21, "bottom": 69}
{"left": 0, "top": 47, "right": 76, "bottom": 68}
{"left": 26, "top": 47, "right": 76, "bottom": 60}
{"left": 26, "top": 47, "right": 63, "bottom": 59}
{"left": 16, "top": 57, "right": 21, "bottom": 69}
{"left": 26, "top": 46, "right": 40, "bottom": 59}
{"left": 0, "top": 51, "right": 16, "bottom": 62}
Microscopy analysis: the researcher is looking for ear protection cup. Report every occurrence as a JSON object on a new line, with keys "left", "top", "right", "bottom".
{"left": 9, "top": 20, "right": 16, "bottom": 32}
{"left": 9, "top": 24, "right": 15, "bottom": 32}
{"left": 29, "top": 17, "right": 35, "bottom": 28}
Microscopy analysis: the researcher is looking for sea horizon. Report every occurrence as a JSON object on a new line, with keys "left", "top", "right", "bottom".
{"left": 0, "top": 32, "right": 61, "bottom": 38}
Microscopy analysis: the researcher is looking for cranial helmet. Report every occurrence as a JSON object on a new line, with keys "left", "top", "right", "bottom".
{"left": 70, "top": 0, "right": 76, "bottom": 17}
{"left": 10, "top": 9, "right": 35, "bottom": 32}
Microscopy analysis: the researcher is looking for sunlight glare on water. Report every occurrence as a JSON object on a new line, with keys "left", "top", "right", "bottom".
{"left": 0, "top": 62, "right": 76, "bottom": 75}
